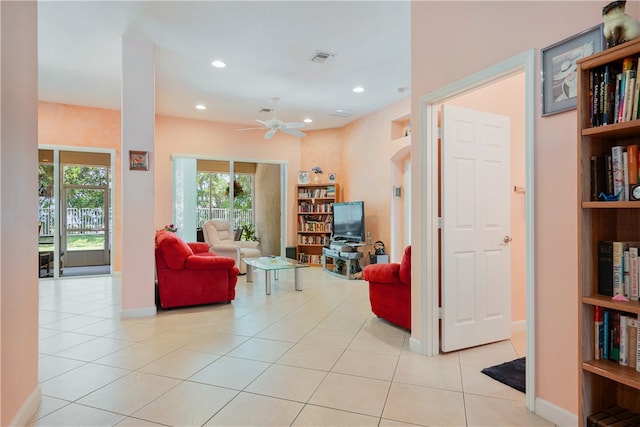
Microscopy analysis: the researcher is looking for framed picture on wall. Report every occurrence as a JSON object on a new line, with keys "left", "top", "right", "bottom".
{"left": 328, "top": 172, "right": 337, "bottom": 183}
{"left": 298, "top": 170, "right": 310, "bottom": 184}
{"left": 541, "top": 24, "right": 604, "bottom": 116}
{"left": 129, "top": 150, "right": 149, "bottom": 171}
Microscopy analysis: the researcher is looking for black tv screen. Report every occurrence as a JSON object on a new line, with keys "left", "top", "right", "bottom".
{"left": 332, "top": 201, "right": 365, "bottom": 243}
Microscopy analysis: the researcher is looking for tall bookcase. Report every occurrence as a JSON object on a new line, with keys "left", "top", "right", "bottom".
{"left": 578, "top": 38, "right": 640, "bottom": 425}
{"left": 296, "top": 183, "right": 338, "bottom": 266}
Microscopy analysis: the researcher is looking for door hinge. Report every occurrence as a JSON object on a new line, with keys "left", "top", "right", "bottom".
{"left": 438, "top": 307, "right": 444, "bottom": 319}
{"left": 436, "top": 217, "right": 443, "bottom": 229}
{"left": 437, "top": 127, "right": 443, "bottom": 139}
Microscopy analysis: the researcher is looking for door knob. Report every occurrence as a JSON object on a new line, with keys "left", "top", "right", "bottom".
{"left": 503, "top": 235, "right": 513, "bottom": 244}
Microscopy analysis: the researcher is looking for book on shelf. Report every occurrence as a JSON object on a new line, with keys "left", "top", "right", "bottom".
{"left": 598, "top": 241, "right": 614, "bottom": 296}
{"left": 628, "top": 144, "right": 639, "bottom": 187}
{"left": 620, "top": 314, "right": 629, "bottom": 366}
{"left": 606, "top": 153, "right": 614, "bottom": 196}
{"left": 637, "top": 314, "right": 640, "bottom": 372}
{"left": 623, "top": 151, "right": 629, "bottom": 201}
{"left": 610, "top": 310, "right": 621, "bottom": 362}
{"left": 613, "top": 241, "right": 640, "bottom": 297}
{"left": 597, "top": 309, "right": 640, "bottom": 368}
{"left": 595, "top": 306, "right": 604, "bottom": 360}
{"left": 630, "top": 246, "right": 639, "bottom": 300}
{"left": 603, "top": 64, "right": 617, "bottom": 125}
{"left": 624, "top": 248, "right": 631, "bottom": 297}
{"left": 604, "top": 309, "right": 611, "bottom": 360}
{"left": 612, "top": 146, "right": 626, "bottom": 201}
{"left": 591, "top": 155, "right": 607, "bottom": 201}
{"left": 624, "top": 71, "right": 637, "bottom": 122}
{"left": 588, "top": 57, "right": 640, "bottom": 126}
{"left": 629, "top": 316, "right": 638, "bottom": 370}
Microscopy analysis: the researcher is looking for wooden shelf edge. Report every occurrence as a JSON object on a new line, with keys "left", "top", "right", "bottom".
{"left": 583, "top": 359, "right": 640, "bottom": 390}
{"left": 583, "top": 295, "right": 640, "bottom": 314}
{"left": 582, "top": 201, "right": 640, "bottom": 208}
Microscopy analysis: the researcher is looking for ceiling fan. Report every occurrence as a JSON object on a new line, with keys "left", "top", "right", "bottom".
{"left": 237, "top": 98, "right": 306, "bottom": 140}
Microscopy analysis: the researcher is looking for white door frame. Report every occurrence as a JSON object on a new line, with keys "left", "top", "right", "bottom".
{"left": 418, "top": 49, "right": 535, "bottom": 410}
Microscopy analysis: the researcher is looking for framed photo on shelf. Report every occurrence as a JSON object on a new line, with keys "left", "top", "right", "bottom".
{"left": 129, "top": 150, "right": 149, "bottom": 171}
{"left": 298, "top": 170, "right": 310, "bottom": 184}
{"left": 328, "top": 172, "right": 337, "bottom": 183}
{"left": 541, "top": 24, "right": 604, "bottom": 116}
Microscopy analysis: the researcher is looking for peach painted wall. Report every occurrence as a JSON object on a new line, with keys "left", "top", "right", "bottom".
{"left": 411, "top": 1, "right": 639, "bottom": 416}
{"left": 447, "top": 73, "right": 526, "bottom": 324}
{"left": 38, "top": 102, "right": 122, "bottom": 271}
{"left": 301, "top": 97, "right": 411, "bottom": 255}
{"left": 1, "top": 2, "right": 39, "bottom": 425}
{"left": 154, "top": 115, "right": 302, "bottom": 244}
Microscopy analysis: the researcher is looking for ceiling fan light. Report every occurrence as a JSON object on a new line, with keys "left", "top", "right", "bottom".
{"left": 211, "top": 60, "right": 226, "bottom": 68}
{"left": 195, "top": 104, "right": 206, "bottom": 110}
{"left": 353, "top": 86, "right": 364, "bottom": 93}
{"left": 304, "top": 118, "right": 313, "bottom": 123}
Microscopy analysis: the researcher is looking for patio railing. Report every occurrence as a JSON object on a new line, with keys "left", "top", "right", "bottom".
{"left": 38, "top": 207, "right": 253, "bottom": 235}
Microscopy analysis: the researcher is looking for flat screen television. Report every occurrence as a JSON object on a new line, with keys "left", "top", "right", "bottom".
{"left": 332, "top": 201, "right": 365, "bottom": 243}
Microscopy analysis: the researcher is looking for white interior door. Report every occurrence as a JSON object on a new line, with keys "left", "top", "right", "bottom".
{"left": 441, "top": 104, "right": 512, "bottom": 352}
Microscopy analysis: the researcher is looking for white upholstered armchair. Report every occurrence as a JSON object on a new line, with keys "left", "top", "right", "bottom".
{"left": 202, "top": 220, "right": 261, "bottom": 274}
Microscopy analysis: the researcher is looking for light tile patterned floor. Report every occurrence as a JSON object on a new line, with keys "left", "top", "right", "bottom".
{"left": 30, "top": 267, "right": 553, "bottom": 426}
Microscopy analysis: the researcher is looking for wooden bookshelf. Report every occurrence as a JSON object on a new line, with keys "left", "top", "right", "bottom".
{"left": 296, "top": 183, "right": 338, "bottom": 266}
{"left": 578, "top": 38, "right": 640, "bottom": 425}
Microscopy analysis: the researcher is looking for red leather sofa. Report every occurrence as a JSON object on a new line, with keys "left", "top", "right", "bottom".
{"left": 362, "top": 245, "right": 411, "bottom": 330}
{"left": 155, "top": 230, "right": 239, "bottom": 309}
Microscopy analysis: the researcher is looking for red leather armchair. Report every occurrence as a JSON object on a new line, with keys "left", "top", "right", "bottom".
{"left": 362, "top": 245, "right": 411, "bottom": 330}
{"left": 155, "top": 230, "right": 239, "bottom": 309}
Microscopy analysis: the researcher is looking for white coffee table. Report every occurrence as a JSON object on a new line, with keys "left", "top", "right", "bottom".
{"left": 243, "top": 256, "right": 308, "bottom": 295}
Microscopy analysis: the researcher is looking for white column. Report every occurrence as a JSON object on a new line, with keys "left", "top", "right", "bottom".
{"left": 121, "top": 36, "right": 156, "bottom": 317}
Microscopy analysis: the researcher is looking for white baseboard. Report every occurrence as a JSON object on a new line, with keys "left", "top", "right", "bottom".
{"left": 10, "top": 385, "right": 41, "bottom": 427}
{"left": 512, "top": 319, "right": 526, "bottom": 333}
{"left": 120, "top": 305, "right": 156, "bottom": 319}
{"left": 535, "top": 396, "right": 578, "bottom": 426}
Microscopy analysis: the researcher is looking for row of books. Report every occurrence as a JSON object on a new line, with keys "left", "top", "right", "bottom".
{"left": 594, "top": 307, "right": 640, "bottom": 371}
{"left": 591, "top": 144, "right": 640, "bottom": 201}
{"left": 298, "top": 253, "right": 322, "bottom": 264}
{"left": 297, "top": 235, "right": 329, "bottom": 245}
{"left": 598, "top": 241, "right": 640, "bottom": 298}
{"left": 298, "top": 187, "right": 335, "bottom": 198}
{"left": 590, "top": 56, "right": 640, "bottom": 127}
{"left": 588, "top": 406, "right": 640, "bottom": 426}
{"left": 298, "top": 202, "right": 332, "bottom": 213}
{"left": 298, "top": 214, "right": 331, "bottom": 233}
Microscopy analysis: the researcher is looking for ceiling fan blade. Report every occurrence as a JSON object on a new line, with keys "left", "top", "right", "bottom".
{"left": 236, "top": 126, "right": 266, "bottom": 131}
{"left": 255, "top": 119, "right": 270, "bottom": 126}
{"left": 264, "top": 129, "right": 277, "bottom": 140}
{"left": 284, "top": 122, "right": 305, "bottom": 129}
{"left": 281, "top": 128, "right": 306, "bottom": 137}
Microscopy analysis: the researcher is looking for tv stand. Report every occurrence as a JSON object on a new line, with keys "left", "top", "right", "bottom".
{"left": 322, "top": 246, "right": 364, "bottom": 280}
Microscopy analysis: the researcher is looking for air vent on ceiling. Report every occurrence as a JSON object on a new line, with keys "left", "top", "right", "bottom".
{"left": 259, "top": 108, "right": 273, "bottom": 114}
{"left": 309, "top": 50, "right": 336, "bottom": 64}
{"left": 331, "top": 109, "right": 355, "bottom": 118}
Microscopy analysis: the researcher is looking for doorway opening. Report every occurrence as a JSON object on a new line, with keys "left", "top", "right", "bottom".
{"left": 38, "top": 148, "right": 114, "bottom": 278}
{"left": 419, "top": 49, "right": 535, "bottom": 409}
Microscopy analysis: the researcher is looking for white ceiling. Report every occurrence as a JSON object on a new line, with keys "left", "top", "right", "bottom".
{"left": 37, "top": 1, "right": 411, "bottom": 132}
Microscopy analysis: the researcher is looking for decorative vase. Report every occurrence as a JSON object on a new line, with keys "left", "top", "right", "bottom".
{"left": 314, "top": 173, "right": 320, "bottom": 183}
{"left": 603, "top": 0, "right": 640, "bottom": 48}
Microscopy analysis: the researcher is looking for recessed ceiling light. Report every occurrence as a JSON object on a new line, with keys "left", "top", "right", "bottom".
{"left": 304, "top": 118, "right": 313, "bottom": 123}
{"left": 195, "top": 104, "right": 206, "bottom": 110}
{"left": 211, "top": 60, "right": 226, "bottom": 68}
{"left": 353, "top": 86, "right": 365, "bottom": 93}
